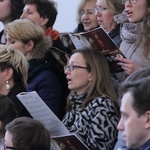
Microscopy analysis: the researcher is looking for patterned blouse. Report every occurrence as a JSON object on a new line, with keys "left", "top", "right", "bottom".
{"left": 62, "top": 93, "right": 119, "bottom": 150}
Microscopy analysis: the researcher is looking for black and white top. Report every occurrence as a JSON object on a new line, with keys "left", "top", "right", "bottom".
{"left": 63, "top": 93, "right": 119, "bottom": 150}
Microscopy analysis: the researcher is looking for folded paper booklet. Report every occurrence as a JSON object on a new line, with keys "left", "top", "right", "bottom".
{"left": 17, "top": 91, "right": 90, "bottom": 150}
{"left": 60, "top": 27, "right": 125, "bottom": 73}
{"left": 51, "top": 134, "right": 90, "bottom": 150}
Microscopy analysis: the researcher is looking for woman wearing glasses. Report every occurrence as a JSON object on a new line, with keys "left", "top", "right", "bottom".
{"left": 115, "top": 0, "right": 150, "bottom": 77}
{"left": 95, "top": 0, "right": 125, "bottom": 83}
{"left": 114, "top": 0, "right": 150, "bottom": 149}
{"left": 62, "top": 49, "right": 119, "bottom": 150}
{"left": 95, "top": 0, "right": 124, "bottom": 47}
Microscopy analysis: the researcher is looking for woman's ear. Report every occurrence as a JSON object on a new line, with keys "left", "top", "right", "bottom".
{"left": 88, "top": 73, "right": 93, "bottom": 82}
{"left": 26, "top": 40, "right": 34, "bottom": 52}
{"left": 5, "top": 68, "right": 13, "bottom": 81}
{"left": 40, "top": 17, "right": 49, "bottom": 27}
{"left": 145, "top": 111, "right": 150, "bottom": 129}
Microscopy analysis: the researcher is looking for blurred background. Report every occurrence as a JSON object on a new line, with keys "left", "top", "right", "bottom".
{"left": 54, "top": 0, "right": 80, "bottom": 32}
{"left": 0, "top": 0, "right": 80, "bottom": 33}
{"left": 0, "top": 0, "right": 80, "bottom": 32}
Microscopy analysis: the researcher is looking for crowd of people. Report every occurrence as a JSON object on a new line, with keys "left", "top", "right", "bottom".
{"left": 0, "top": 0, "right": 149, "bottom": 149}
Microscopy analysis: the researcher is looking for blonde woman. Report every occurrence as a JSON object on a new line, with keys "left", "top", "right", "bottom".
{"left": 95, "top": 0, "right": 124, "bottom": 47}
{"left": 0, "top": 44, "right": 30, "bottom": 117}
{"left": 74, "top": 0, "right": 99, "bottom": 33}
{"left": 5, "top": 19, "right": 67, "bottom": 120}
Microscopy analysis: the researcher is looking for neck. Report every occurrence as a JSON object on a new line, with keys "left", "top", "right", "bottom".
{"left": 104, "top": 22, "right": 117, "bottom": 33}
{"left": 42, "top": 25, "right": 47, "bottom": 32}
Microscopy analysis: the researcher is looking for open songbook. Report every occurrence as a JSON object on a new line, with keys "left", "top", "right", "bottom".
{"left": 60, "top": 27, "right": 125, "bottom": 73}
{"left": 17, "top": 91, "right": 90, "bottom": 150}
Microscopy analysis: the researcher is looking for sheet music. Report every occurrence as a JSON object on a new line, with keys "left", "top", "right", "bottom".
{"left": 17, "top": 91, "right": 70, "bottom": 137}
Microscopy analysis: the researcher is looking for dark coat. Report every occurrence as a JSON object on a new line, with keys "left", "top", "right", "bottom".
{"left": 53, "top": 37, "right": 72, "bottom": 55}
{"left": 140, "top": 140, "right": 150, "bottom": 150}
{"left": 7, "top": 82, "right": 31, "bottom": 117}
{"left": 108, "top": 24, "right": 122, "bottom": 48}
{"left": 0, "top": 30, "right": 6, "bottom": 45}
{"left": 73, "top": 23, "right": 85, "bottom": 33}
{"left": 28, "top": 58, "right": 68, "bottom": 120}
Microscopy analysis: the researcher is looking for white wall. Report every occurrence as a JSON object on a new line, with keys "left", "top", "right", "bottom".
{"left": 0, "top": 22, "right": 4, "bottom": 32}
{"left": 54, "top": 0, "right": 80, "bottom": 32}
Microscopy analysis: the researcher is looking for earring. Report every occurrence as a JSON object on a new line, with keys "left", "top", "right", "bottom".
{"left": 6, "top": 81, "right": 10, "bottom": 90}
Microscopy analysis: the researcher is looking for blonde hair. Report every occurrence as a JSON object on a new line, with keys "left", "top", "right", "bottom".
{"left": 77, "top": 0, "right": 97, "bottom": 23}
{"left": 102, "top": 0, "right": 124, "bottom": 15}
{"left": 0, "top": 45, "right": 28, "bottom": 88}
{"left": 5, "top": 19, "right": 52, "bottom": 59}
{"left": 139, "top": 0, "right": 150, "bottom": 58}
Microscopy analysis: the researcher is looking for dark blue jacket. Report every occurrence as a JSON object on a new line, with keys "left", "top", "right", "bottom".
{"left": 108, "top": 24, "right": 122, "bottom": 48}
{"left": 140, "top": 140, "right": 150, "bottom": 150}
{"left": 28, "top": 58, "right": 67, "bottom": 120}
{"left": 8, "top": 82, "right": 31, "bottom": 117}
{"left": 114, "top": 131, "right": 144, "bottom": 150}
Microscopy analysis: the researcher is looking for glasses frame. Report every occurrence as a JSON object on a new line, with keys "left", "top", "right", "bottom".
{"left": 122, "top": 0, "right": 137, "bottom": 4}
{"left": 64, "top": 65, "right": 89, "bottom": 72}
{"left": 94, "top": 6, "right": 108, "bottom": 14}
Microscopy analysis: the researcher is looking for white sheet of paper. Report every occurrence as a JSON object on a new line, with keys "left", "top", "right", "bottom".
{"left": 17, "top": 91, "right": 70, "bottom": 137}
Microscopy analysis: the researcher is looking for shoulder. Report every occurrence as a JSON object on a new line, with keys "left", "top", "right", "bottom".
{"left": 30, "top": 69, "right": 59, "bottom": 82}
{"left": 90, "top": 96, "right": 115, "bottom": 106}
{"left": 87, "top": 96, "right": 118, "bottom": 113}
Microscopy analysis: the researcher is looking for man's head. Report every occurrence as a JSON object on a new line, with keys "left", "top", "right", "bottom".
{"left": 20, "top": 0, "right": 57, "bottom": 29}
{"left": 118, "top": 77, "right": 150, "bottom": 149}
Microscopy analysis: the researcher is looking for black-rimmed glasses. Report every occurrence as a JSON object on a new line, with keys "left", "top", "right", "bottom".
{"left": 122, "top": 0, "right": 137, "bottom": 4}
{"left": 64, "top": 65, "right": 89, "bottom": 72}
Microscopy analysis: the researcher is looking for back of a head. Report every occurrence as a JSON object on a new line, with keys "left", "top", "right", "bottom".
{"left": 0, "top": 94, "right": 17, "bottom": 139}
{"left": 119, "top": 67, "right": 150, "bottom": 100}
{"left": 5, "top": 117, "right": 50, "bottom": 150}
{"left": 23, "top": 0, "right": 58, "bottom": 28}
{"left": 0, "top": 45, "right": 28, "bottom": 88}
{"left": 124, "top": 66, "right": 150, "bottom": 83}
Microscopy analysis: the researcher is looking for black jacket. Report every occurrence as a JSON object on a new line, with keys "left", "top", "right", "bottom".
{"left": 108, "top": 24, "right": 122, "bottom": 48}
{"left": 8, "top": 82, "right": 31, "bottom": 117}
